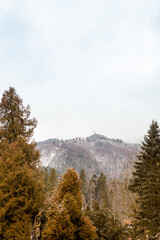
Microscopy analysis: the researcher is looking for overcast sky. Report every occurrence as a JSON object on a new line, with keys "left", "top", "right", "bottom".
{"left": 0, "top": 0, "right": 160, "bottom": 143}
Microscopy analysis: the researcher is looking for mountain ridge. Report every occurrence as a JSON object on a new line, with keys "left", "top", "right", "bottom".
{"left": 37, "top": 134, "right": 140, "bottom": 179}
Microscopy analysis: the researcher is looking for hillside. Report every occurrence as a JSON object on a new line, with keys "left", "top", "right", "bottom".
{"left": 37, "top": 134, "right": 140, "bottom": 179}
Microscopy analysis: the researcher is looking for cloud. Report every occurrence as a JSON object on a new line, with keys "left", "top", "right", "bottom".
{"left": 0, "top": 0, "right": 160, "bottom": 142}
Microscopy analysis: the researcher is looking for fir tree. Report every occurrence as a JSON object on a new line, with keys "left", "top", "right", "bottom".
{"left": 0, "top": 87, "right": 44, "bottom": 239}
{"left": 129, "top": 120, "right": 160, "bottom": 237}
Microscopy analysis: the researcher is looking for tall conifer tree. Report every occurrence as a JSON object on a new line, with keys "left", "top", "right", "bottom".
{"left": 85, "top": 173, "right": 123, "bottom": 239}
{"left": 96, "top": 173, "right": 110, "bottom": 208}
{"left": 42, "top": 168, "right": 97, "bottom": 240}
{"left": 80, "top": 169, "right": 88, "bottom": 198}
{"left": 129, "top": 120, "right": 160, "bottom": 237}
{"left": 0, "top": 87, "right": 44, "bottom": 239}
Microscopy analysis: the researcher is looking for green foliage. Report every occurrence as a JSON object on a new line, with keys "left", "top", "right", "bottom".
{"left": 96, "top": 173, "right": 110, "bottom": 207}
{"left": 87, "top": 173, "right": 111, "bottom": 210}
{"left": 85, "top": 173, "right": 125, "bottom": 240}
{"left": 86, "top": 200, "right": 124, "bottom": 240}
{"left": 80, "top": 169, "right": 88, "bottom": 198}
{"left": 0, "top": 88, "right": 44, "bottom": 239}
{"left": 87, "top": 174, "right": 98, "bottom": 209}
{"left": 129, "top": 120, "right": 160, "bottom": 237}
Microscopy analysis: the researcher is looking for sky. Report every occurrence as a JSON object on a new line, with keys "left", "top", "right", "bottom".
{"left": 0, "top": 0, "right": 160, "bottom": 143}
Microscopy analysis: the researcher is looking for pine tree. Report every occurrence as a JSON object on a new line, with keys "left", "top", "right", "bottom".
{"left": 42, "top": 168, "right": 97, "bottom": 240}
{"left": 0, "top": 87, "right": 44, "bottom": 239}
{"left": 129, "top": 120, "right": 160, "bottom": 237}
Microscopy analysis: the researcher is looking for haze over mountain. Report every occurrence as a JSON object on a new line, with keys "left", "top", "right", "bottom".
{"left": 37, "top": 134, "right": 140, "bottom": 179}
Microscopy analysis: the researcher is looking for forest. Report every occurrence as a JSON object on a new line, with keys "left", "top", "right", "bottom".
{"left": 0, "top": 87, "right": 160, "bottom": 240}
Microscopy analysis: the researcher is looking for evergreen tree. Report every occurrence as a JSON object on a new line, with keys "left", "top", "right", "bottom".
{"left": 129, "top": 120, "right": 160, "bottom": 237}
{"left": 86, "top": 200, "right": 124, "bottom": 240}
{"left": 42, "top": 203, "right": 75, "bottom": 240}
{"left": 48, "top": 168, "right": 58, "bottom": 191}
{"left": 0, "top": 87, "right": 37, "bottom": 143}
{"left": 85, "top": 173, "right": 123, "bottom": 240}
{"left": 43, "top": 167, "right": 50, "bottom": 193}
{"left": 87, "top": 174, "right": 98, "bottom": 209}
{"left": 87, "top": 173, "right": 111, "bottom": 210}
{"left": 42, "top": 168, "right": 97, "bottom": 240}
{"left": 96, "top": 173, "right": 110, "bottom": 208}
{"left": 43, "top": 167, "right": 58, "bottom": 194}
{"left": 80, "top": 169, "right": 88, "bottom": 205}
{"left": 0, "top": 87, "right": 44, "bottom": 239}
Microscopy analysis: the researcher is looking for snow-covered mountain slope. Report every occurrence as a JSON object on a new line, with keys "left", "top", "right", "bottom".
{"left": 37, "top": 134, "right": 140, "bottom": 179}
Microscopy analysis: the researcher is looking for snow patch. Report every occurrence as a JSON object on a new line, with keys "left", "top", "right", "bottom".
{"left": 40, "top": 150, "right": 56, "bottom": 167}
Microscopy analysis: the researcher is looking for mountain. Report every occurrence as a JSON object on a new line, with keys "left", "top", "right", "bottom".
{"left": 37, "top": 134, "right": 140, "bottom": 179}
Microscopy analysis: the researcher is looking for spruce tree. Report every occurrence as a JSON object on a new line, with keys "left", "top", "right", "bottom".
{"left": 0, "top": 87, "right": 44, "bottom": 239}
{"left": 129, "top": 120, "right": 160, "bottom": 237}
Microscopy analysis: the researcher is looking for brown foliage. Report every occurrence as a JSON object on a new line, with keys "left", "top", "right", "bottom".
{"left": 0, "top": 88, "right": 44, "bottom": 239}
{"left": 42, "top": 168, "right": 97, "bottom": 240}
